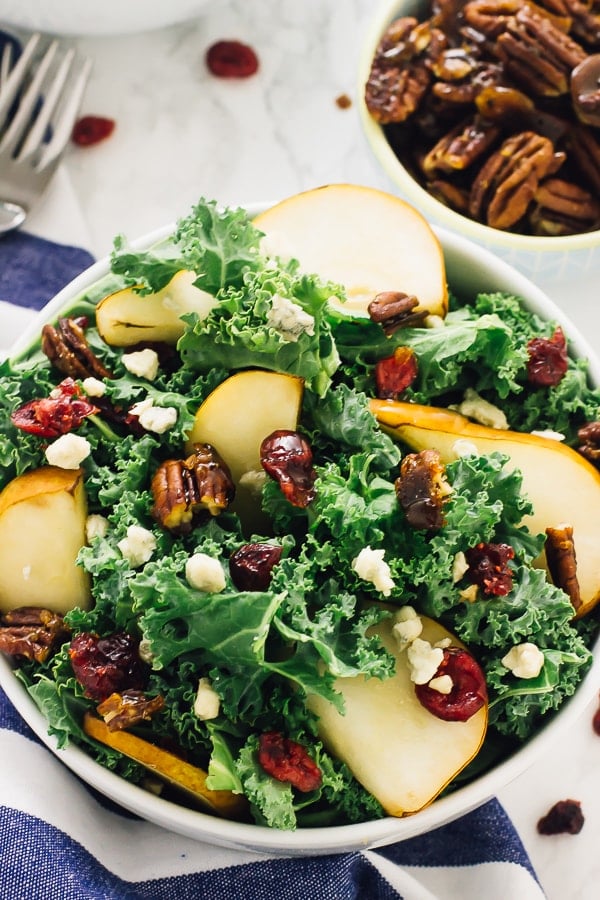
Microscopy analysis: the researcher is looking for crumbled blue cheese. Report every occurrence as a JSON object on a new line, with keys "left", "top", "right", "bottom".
{"left": 129, "top": 397, "right": 177, "bottom": 434}
{"left": 392, "top": 605, "right": 423, "bottom": 648}
{"left": 193, "top": 677, "right": 221, "bottom": 720}
{"left": 117, "top": 525, "right": 156, "bottom": 568}
{"left": 459, "top": 584, "right": 479, "bottom": 603}
{"left": 502, "top": 642, "right": 545, "bottom": 679}
{"left": 351, "top": 546, "right": 395, "bottom": 596}
{"left": 82, "top": 376, "right": 107, "bottom": 397}
{"left": 138, "top": 639, "right": 154, "bottom": 664}
{"left": 266, "top": 294, "right": 315, "bottom": 342}
{"left": 238, "top": 468, "right": 268, "bottom": 495}
{"left": 185, "top": 553, "right": 226, "bottom": 593}
{"left": 85, "top": 514, "right": 109, "bottom": 542}
{"left": 122, "top": 348, "right": 159, "bottom": 381}
{"left": 451, "top": 387, "right": 508, "bottom": 430}
{"left": 452, "top": 438, "right": 480, "bottom": 458}
{"left": 45, "top": 433, "right": 91, "bottom": 469}
{"left": 452, "top": 551, "right": 469, "bottom": 583}
{"left": 407, "top": 638, "right": 444, "bottom": 685}
{"left": 424, "top": 314, "right": 445, "bottom": 328}
{"left": 428, "top": 674, "right": 453, "bottom": 694}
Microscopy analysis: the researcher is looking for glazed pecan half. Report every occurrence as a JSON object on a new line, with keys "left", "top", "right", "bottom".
{"left": 368, "top": 291, "right": 428, "bottom": 334}
{"left": 563, "top": 0, "right": 600, "bottom": 48}
{"left": 567, "top": 125, "right": 600, "bottom": 194}
{"left": 529, "top": 177, "right": 600, "bottom": 234}
{"left": 469, "top": 130, "right": 556, "bottom": 228}
{"left": 151, "top": 444, "right": 235, "bottom": 533}
{"left": 42, "top": 317, "right": 113, "bottom": 381}
{"left": 577, "top": 420, "right": 600, "bottom": 464}
{"left": 545, "top": 524, "right": 582, "bottom": 612}
{"left": 0, "top": 607, "right": 70, "bottom": 663}
{"left": 96, "top": 689, "right": 165, "bottom": 732}
{"left": 422, "top": 115, "right": 500, "bottom": 175}
{"left": 494, "top": 7, "right": 587, "bottom": 95}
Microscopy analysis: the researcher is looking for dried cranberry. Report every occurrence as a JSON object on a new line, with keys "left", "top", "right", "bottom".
{"left": 11, "top": 377, "right": 99, "bottom": 438}
{"left": 206, "top": 40, "right": 259, "bottom": 78}
{"left": 375, "top": 347, "right": 418, "bottom": 399}
{"left": 465, "top": 542, "right": 515, "bottom": 596}
{"left": 414, "top": 647, "right": 488, "bottom": 722}
{"left": 260, "top": 430, "right": 317, "bottom": 508}
{"left": 72, "top": 115, "right": 115, "bottom": 147}
{"left": 537, "top": 799, "right": 584, "bottom": 835}
{"left": 229, "top": 543, "right": 283, "bottom": 591}
{"left": 258, "top": 731, "right": 322, "bottom": 792}
{"left": 527, "top": 327, "right": 568, "bottom": 387}
{"left": 69, "top": 632, "right": 147, "bottom": 701}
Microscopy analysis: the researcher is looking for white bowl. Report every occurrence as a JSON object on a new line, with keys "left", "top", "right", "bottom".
{"left": 1, "top": 204, "right": 599, "bottom": 854}
{"left": 0, "top": 0, "right": 211, "bottom": 37}
{"left": 358, "top": 0, "right": 600, "bottom": 281}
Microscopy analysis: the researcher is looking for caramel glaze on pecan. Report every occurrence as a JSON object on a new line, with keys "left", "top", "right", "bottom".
{"left": 577, "top": 420, "right": 600, "bottom": 465}
{"left": 42, "top": 317, "right": 113, "bottom": 381}
{"left": 368, "top": 291, "right": 429, "bottom": 334}
{"left": 395, "top": 449, "right": 451, "bottom": 530}
{"left": 469, "top": 130, "right": 557, "bottom": 228}
{"left": 545, "top": 524, "right": 582, "bottom": 612}
{"left": 151, "top": 443, "right": 235, "bottom": 534}
{"left": 96, "top": 689, "right": 165, "bottom": 732}
{"left": 529, "top": 177, "right": 600, "bottom": 235}
{"left": 0, "top": 607, "right": 70, "bottom": 663}
{"left": 422, "top": 114, "right": 501, "bottom": 175}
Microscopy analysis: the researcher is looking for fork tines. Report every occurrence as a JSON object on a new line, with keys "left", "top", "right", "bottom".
{"left": 0, "top": 33, "right": 92, "bottom": 170}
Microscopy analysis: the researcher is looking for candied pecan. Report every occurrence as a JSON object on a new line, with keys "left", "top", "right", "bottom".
{"left": 432, "top": 60, "right": 505, "bottom": 105}
{"left": 545, "top": 524, "right": 581, "bottom": 612}
{"left": 469, "top": 131, "right": 556, "bottom": 229}
{"left": 564, "top": 0, "right": 600, "bottom": 48}
{"left": 96, "top": 689, "right": 164, "bottom": 732}
{"left": 527, "top": 326, "right": 568, "bottom": 386}
{"left": 567, "top": 125, "right": 600, "bottom": 194}
{"left": 463, "top": 0, "right": 523, "bottom": 38}
{"left": 151, "top": 444, "right": 235, "bottom": 533}
{"left": 537, "top": 798, "right": 585, "bottom": 834}
{"left": 474, "top": 84, "right": 535, "bottom": 122}
{"left": 465, "top": 541, "right": 515, "bottom": 595}
{"left": 395, "top": 449, "right": 451, "bottom": 530}
{"left": 422, "top": 115, "right": 500, "bottom": 175}
{"left": 494, "top": 7, "right": 587, "bottom": 96}
{"left": 368, "top": 291, "right": 428, "bottom": 334}
{"left": 0, "top": 607, "right": 70, "bottom": 663}
{"left": 577, "top": 420, "right": 600, "bottom": 464}
{"left": 258, "top": 731, "right": 322, "bottom": 792}
{"left": 260, "top": 430, "right": 317, "bottom": 508}
{"left": 42, "top": 317, "right": 113, "bottom": 381}
{"left": 530, "top": 177, "right": 600, "bottom": 235}
{"left": 571, "top": 55, "right": 600, "bottom": 126}
{"left": 375, "top": 347, "right": 419, "bottom": 399}
{"left": 415, "top": 647, "right": 488, "bottom": 721}
{"left": 428, "top": 178, "right": 471, "bottom": 214}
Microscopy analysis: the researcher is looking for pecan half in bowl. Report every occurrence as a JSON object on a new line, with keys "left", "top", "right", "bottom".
{"left": 359, "top": 0, "right": 600, "bottom": 280}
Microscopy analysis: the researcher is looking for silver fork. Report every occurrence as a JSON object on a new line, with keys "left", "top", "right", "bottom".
{"left": 0, "top": 33, "right": 92, "bottom": 234}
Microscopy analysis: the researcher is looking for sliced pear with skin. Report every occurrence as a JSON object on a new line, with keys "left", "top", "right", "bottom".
{"left": 185, "top": 370, "right": 304, "bottom": 529}
{"left": 83, "top": 713, "right": 247, "bottom": 819}
{"left": 96, "top": 270, "right": 216, "bottom": 346}
{"left": 253, "top": 184, "right": 448, "bottom": 319}
{"left": 370, "top": 398, "right": 600, "bottom": 617}
{"left": 307, "top": 615, "right": 487, "bottom": 816}
{"left": 0, "top": 466, "right": 90, "bottom": 615}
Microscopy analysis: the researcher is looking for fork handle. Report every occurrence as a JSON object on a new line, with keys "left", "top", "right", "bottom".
{"left": 0, "top": 201, "right": 27, "bottom": 234}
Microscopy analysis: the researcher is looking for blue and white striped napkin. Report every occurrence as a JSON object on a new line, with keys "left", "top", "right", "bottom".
{"left": 0, "top": 168, "right": 547, "bottom": 899}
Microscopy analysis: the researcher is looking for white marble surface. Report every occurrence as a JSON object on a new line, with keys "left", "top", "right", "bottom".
{"left": 7, "top": 0, "right": 600, "bottom": 897}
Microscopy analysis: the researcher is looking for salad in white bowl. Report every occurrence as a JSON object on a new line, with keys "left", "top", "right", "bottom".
{"left": 0, "top": 185, "right": 598, "bottom": 849}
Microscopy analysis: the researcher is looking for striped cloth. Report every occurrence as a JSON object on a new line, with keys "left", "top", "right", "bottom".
{"left": 0, "top": 227, "right": 548, "bottom": 900}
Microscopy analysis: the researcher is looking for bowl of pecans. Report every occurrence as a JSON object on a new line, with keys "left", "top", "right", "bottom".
{"left": 359, "top": 0, "right": 600, "bottom": 281}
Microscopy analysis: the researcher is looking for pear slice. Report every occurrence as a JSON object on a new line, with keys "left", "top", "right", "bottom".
{"left": 371, "top": 398, "right": 600, "bottom": 617}
{"left": 185, "top": 370, "right": 304, "bottom": 530}
{"left": 253, "top": 184, "right": 448, "bottom": 319}
{"left": 307, "top": 615, "right": 487, "bottom": 816}
{"left": 96, "top": 270, "right": 216, "bottom": 346}
{"left": 0, "top": 466, "right": 90, "bottom": 615}
{"left": 83, "top": 713, "right": 247, "bottom": 819}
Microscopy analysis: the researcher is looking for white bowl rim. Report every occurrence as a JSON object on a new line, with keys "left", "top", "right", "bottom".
{"left": 358, "top": 0, "right": 600, "bottom": 253}
{"left": 1, "top": 200, "right": 599, "bottom": 855}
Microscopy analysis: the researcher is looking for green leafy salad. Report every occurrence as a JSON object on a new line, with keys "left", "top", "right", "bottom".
{"left": 0, "top": 193, "right": 598, "bottom": 831}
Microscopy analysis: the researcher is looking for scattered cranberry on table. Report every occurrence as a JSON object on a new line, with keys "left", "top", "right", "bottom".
{"left": 72, "top": 116, "right": 116, "bottom": 147}
{"left": 537, "top": 799, "right": 585, "bottom": 835}
{"left": 205, "top": 40, "right": 259, "bottom": 78}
